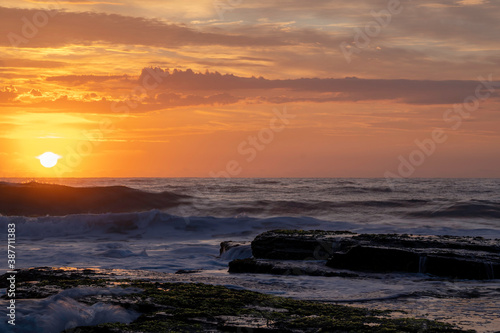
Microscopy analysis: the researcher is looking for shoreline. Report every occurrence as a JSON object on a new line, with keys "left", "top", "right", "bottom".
{"left": 0, "top": 266, "right": 473, "bottom": 333}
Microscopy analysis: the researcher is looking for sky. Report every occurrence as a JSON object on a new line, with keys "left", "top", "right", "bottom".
{"left": 0, "top": 0, "right": 499, "bottom": 178}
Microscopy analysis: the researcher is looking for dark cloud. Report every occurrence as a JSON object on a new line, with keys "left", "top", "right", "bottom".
{"left": 137, "top": 68, "right": 500, "bottom": 104}
{"left": 35, "top": 68, "right": 500, "bottom": 110}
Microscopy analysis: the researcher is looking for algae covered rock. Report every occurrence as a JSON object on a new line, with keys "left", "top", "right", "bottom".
{"left": 0, "top": 267, "right": 470, "bottom": 332}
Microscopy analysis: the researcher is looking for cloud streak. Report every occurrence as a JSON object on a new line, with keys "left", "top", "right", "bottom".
{"left": 0, "top": 68, "right": 487, "bottom": 114}
{"left": 138, "top": 68, "right": 500, "bottom": 105}
{"left": 0, "top": 6, "right": 286, "bottom": 48}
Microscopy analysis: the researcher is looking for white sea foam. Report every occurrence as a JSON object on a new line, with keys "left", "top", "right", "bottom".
{"left": 0, "top": 287, "right": 141, "bottom": 333}
{"left": 219, "top": 244, "right": 253, "bottom": 260}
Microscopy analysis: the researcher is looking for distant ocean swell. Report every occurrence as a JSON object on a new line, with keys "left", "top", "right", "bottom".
{"left": 2, "top": 181, "right": 500, "bottom": 221}
{"left": 186, "top": 198, "right": 500, "bottom": 222}
{"left": 407, "top": 201, "right": 500, "bottom": 219}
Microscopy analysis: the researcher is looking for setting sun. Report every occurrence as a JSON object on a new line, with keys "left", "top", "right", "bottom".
{"left": 37, "top": 152, "right": 62, "bottom": 168}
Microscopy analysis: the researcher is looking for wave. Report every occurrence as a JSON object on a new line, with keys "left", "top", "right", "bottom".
{"left": 0, "top": 181, "right": 190, "bottom": 216}
{"left": 0, "top": 210, "right": 329, "bottom": 241}
{"left": 219, "top": 244, "right": 253, "bottom": 260}
{"left": 252, "top": 179, "right": 282, "bottom": 185}
{"left": 216, "top": 199, "right": 430, "bottom": 216}
{"left": 3, "top": 209, "right": 500, "bottom": 243}
{"left": 407, "top": 200, "right": 500, "bottom": 219}
{"left": 323, "top": 185, "right": 395, "bottom": 194}
{"left": 0, "top": 287, "right": 140, "bottom": 333}
{"left": 195, "top": 197, "right": 499, "bottom": 221}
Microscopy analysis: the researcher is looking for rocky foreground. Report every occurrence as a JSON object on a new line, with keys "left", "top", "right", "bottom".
{"left": 3, "top": 229, "right": 498, "bottom": 332}
{"left": 0, "top": 267, "right": 471, "bottom": 332}
{"left": 227, "top": 230, "right": 500, "bottom": 280}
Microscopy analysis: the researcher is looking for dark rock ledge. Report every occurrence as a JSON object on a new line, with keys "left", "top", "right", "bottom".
{"left": 0, "top": 267, "right": 469, "bottom": 332}
{"left": 228, "top": 230, "right": 500, "bottom": 280}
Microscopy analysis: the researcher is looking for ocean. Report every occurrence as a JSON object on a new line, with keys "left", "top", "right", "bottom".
{"left": 1, "top": 178, "right": 499, "bottom": 332}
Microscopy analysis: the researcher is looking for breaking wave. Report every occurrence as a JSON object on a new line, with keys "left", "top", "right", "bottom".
{"left": 0, "top": 181, "right": 190, "bottom": 216}
{"left": 2, "top": 209, "right": 500, "bottom": 244}
{"left": 0, "top": 287, "right": 140, "bottom": 333}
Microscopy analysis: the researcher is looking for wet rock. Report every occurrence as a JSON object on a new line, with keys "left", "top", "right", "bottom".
{"left": 326, "top": 246, "right": 421, "bottom": 273}
{"left": 175, "top": 269, "right": 203, "bottom": 274}
{"left": 229, "top": 258, "right": 358, "bottom": 278}
{"left": 325, "top": 246, "right": 500, "bottom": 279}
{"left": 424, "top": 253, "right": 499, "bottom": 280}
{"left": 245, "top": 230, "right": 500, "bottom": 280}
{"left": 2, "top": 267, "right": 467, "bottom": 332}
{"left": 251, "top": 230, "right": 356, "bottom": 260}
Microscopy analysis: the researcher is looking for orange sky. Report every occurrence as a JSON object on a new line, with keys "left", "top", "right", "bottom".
{"left": 1, "top": 0, "right": 499, "bottom": 178}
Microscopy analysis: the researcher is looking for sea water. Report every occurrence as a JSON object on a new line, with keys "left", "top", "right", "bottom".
{"left": 0, "top": 178, "right": 499, "bottom": 332}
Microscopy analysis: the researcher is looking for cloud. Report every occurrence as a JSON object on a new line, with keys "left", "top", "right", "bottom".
{"left": 26, "top": 0, "right": 122, "bottom": 4}
{"left": 0, "top": 86, "right": 18, "bottom": 102}
{"left": 2, "top": 2, "right": 498, "bottom": 82}
{"left": 0, "top": 58, "right": 66, "bottom": 68}
{"left": 4, "top": 90, "right": 242, "bottom": 113}
{"left": 217, "top": 0, "right": 500, "bottom": 57}
{"left": 153, "top": 92, "right": 240, "bottom": 107}
{"left": 136, "top": 68, "right": 500, "bottom": 104}
{"left": 0, "top": 6, "right": 286, "bottom": 48}
{"left": 456, "top": 0, "right": 487, "bottom": 5}
{"left": 46, "top": 74, "right": 133, "bottom": 85}
{"left": 29, "top": 88, "right": 42, "bottom": 96}
{"left": 15, "top": 68, "right": 499, "bottom": 113}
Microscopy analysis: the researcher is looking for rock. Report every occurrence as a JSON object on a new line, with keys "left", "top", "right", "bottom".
{"left": 246, "top": 230, "right": 500, "bottom": 280}
{"left": 1, "top": 267, "right": 467, "bottom": 333}
{"left": 326, "top": 246, "right": 421, "bottom": 273}
{"left": 229, "top": 258, "right": 358, "bottom": 278}
{"left": 350, "top": 233, "right": 500, "bottom": 253}
{"left": 424, "top": 253, "right": 499, "bottom": 280}
{"left": 251, "top": 230, "right": 356, "bottom": 260}
{"left": 175, "top": 269, "right": 202, "bottom": 274}
{"left": 325, "top": 246, "right": 500, "bottom": 279}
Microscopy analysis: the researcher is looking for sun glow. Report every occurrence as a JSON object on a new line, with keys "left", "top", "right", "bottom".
{"left": 37, "top": 152, "right": 62, "bottom": 168}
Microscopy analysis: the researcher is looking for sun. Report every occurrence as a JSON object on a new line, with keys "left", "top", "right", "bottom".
{"left": 37, "top": 152, "right": 62, "bottom": 168}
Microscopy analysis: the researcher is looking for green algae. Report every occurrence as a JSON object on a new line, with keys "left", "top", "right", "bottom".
{"left": 69, "top": 282, "right": 470, "bottom": 332}
{"left": 1, "top": 267, "right": 473, "bottom": 333}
